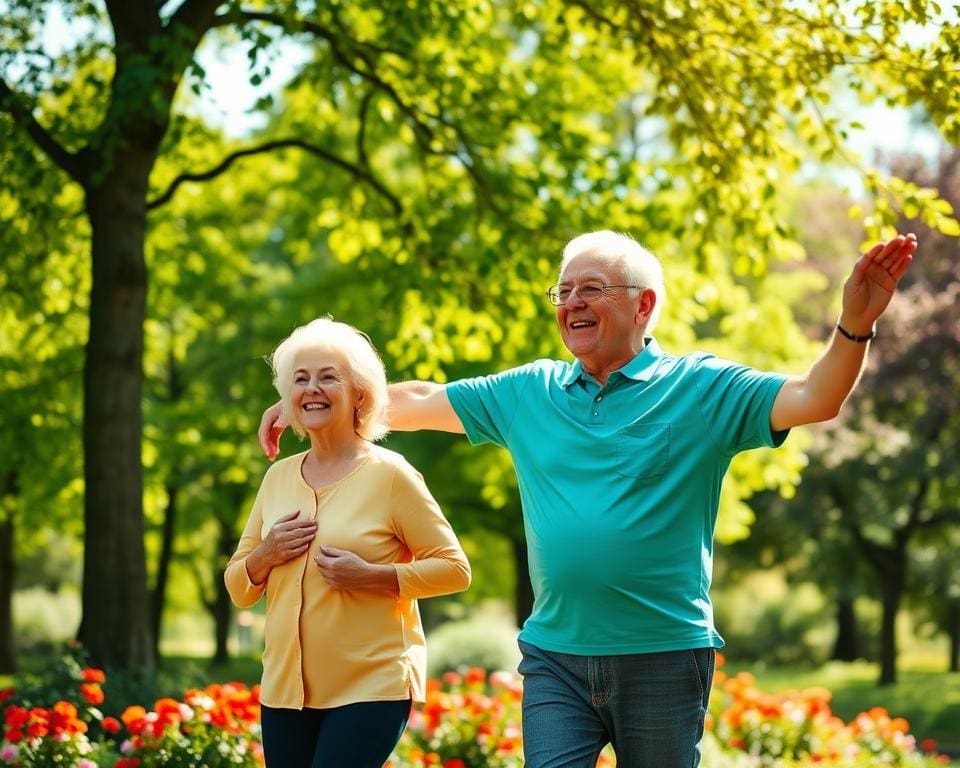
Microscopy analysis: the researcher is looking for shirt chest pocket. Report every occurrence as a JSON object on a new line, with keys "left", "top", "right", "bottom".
{"left": 616, "top": 423, "right": 670, "bottom": 479}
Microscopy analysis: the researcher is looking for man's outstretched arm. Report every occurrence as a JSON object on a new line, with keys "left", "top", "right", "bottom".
{"left": 386, "top": 381, "right": 466, "bottom": 433}
{"left": 258, "top": 380, "right": 464, "bottom": 459}
{"left": 770, "top": 232, "right": 916, "bottom": 432}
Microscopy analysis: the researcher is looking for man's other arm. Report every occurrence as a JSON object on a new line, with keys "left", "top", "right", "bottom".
{"left": 770, "top": 233, "right": 916, "bottom": 432}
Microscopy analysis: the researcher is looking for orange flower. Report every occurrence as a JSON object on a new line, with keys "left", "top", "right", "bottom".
{"left": 51, "top": 700, "right": 87, "bottom": 735}
{"left": 121, "top": 705, "right": 148, "bottom": 734}
{"left": 81, "top": 682, "right": 105, "bottom": 705}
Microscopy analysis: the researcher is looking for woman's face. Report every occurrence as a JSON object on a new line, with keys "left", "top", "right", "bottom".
{"left": 288, "top": 347, "right": 361, "bottom": 437}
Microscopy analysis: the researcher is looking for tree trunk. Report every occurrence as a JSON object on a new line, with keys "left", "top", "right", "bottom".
{"left": 211, "top": 521, "right": 235, "bottom": 665}
{"left": 0, "top": 471, "right": 16, "bottom": 673}
{"left": 831, "top": 594, "right": 860, "bottom": 661}
{"left": 877, "top": 559, "right": 905, "bottom": 686}
{"left": 150, "top": 483, "right": 178, "bottom": 661}
{"left": 948, "top": 599, "right": 959, "bottom": 673}
{"left": 77, "top": 167, "right": 154, "bottom": 672}
{"left": 511, "top": 534, "right": 533, "bottom": 629}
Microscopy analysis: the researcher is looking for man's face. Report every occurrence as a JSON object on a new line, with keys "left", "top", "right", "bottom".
{"left": 555, "top": 252, "right": 644, "bottom": 370}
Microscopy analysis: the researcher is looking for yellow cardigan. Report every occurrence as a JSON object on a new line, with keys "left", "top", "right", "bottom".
{"left": 224, "top": 445, "right": 471, "bottom": 709}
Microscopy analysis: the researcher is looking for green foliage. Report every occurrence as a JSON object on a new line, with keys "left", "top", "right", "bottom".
{"left": 713, "top": 571, "right": 833, "bottom": 666}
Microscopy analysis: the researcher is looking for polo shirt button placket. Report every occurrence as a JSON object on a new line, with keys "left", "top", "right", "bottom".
{"left": 590, "top": 392, "right": 604, "bottom": 423}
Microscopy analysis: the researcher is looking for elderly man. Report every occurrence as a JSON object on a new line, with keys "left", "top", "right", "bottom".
{"left": 259, "top": 230, "right": 916, "bottom": 768}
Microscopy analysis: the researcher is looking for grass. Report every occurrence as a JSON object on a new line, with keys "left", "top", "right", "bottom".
{"left": 726, "top": 659, "right": 960, "bottom": 754}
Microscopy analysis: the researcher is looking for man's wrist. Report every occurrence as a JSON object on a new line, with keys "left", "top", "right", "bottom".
{"left": 836, "top": 322, "right": 876, "bottom": 343}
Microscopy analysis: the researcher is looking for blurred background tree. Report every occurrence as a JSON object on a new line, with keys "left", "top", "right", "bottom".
{"left": 719, "top": 145, "right": 960, "bottom": 685}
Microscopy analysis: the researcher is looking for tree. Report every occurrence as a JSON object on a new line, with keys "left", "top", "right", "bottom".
{"left": 0, "top": 113, "right": 88, "bottom": 671}
{"left": 744, "top": 147, "right": 960, "bottom": 684}
{"left": 3, "top": 0, "right": 958, "bottom": 669}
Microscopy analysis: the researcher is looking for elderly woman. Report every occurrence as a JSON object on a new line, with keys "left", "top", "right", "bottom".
{"left": 225, "top": 317, "right": 471, "bottom": 768}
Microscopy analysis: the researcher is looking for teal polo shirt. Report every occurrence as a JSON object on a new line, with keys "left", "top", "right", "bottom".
{"left": 446, "top": 338, "right": 789, "bottom": 655}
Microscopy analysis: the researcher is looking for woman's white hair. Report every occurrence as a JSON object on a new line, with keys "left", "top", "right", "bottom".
{"left": 559, "top": 230, "right": 666, "bottom": 333}
{"left": 268, "top": 317, "right": 389, "bottom": 441}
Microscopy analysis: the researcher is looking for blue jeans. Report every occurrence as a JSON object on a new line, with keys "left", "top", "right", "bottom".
{"left": 260, "top": 699, "right": 411, "bottom": 768}
{"left": 518, "top": 640, "right": 714, "bottom": 768}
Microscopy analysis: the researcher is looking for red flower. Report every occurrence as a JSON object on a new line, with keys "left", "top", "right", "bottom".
{"left": 82, "top": 667, "right": 106, "bottom": 683}
{"left": 464, "top": 667, "right": 486, "bottom": 686}
{"left": 4, "top": 705, "right": 29, "bottom": 728}
{"left": 0, "top": 688, "right": 15, "bottom": 704}
{"left": 101, "top": 716, "right": 122, "bottom": 734}
{"left": 443, "top": 760, "right": 466, "bottom": 768}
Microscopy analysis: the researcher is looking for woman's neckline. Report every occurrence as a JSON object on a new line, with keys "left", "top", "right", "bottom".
{"left": 297, "top": 446, "right": 372, "bottom": 492}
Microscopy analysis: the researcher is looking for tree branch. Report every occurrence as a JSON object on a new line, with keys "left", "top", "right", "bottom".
{"left": 210, "top": 9, "right": 439, "bottom": 147}
{"left": 146, "top": 138, "right": 404, "bottom": 215}
{"left": 166, "top": 0, "right": 224, "bottom": 42}
{"left": 356, "top": 89, "right": 374, "bottom": 171}
{"left": 207, "top": 7, "right": 513, "bottom": 217}
{"left": 209, "top": 7, "right": 405, "bottom": 57}
{"left": 829, "top": 482, "right": 889, "bottom": 571}
{"left": 0, "top": 78, "right": 87, "bottom": 184}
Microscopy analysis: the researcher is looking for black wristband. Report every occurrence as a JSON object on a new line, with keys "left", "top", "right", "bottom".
{"left": 836, "top": 323, "right": 876, "bottom": 343}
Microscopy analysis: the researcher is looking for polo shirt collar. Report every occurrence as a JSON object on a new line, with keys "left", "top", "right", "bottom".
{"left": 559, "top": 337, "right": 663, "bottom": 388}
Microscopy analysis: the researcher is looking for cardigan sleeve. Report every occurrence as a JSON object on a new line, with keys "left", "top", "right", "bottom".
{"left": 389, "top": 461, "right": 471, "bottom": 600}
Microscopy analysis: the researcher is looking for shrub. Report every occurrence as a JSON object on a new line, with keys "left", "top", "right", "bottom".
{"left": 10, "top": 588, "right": 81, "bottom": 654}
{"left": 712, "top": 573, "right": 831, "bottom": 665}
{"left": 425, "top": 615, "right": 521, "bottom": 677}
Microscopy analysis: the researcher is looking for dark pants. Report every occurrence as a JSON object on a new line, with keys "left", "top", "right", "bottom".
{"left": 518, "top": 640, "right": 715, "bottom": 768}
{"left": 260, "top": 699, "right": 411, "bottom": 768}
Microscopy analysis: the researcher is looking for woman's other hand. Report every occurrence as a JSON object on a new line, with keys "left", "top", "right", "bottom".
{"left": 314, "top": 545, "right": 399, "bottom": 594}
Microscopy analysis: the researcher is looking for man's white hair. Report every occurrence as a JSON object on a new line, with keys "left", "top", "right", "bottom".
{"left": 559, "top": 230, "right": 665, "bottom": 333}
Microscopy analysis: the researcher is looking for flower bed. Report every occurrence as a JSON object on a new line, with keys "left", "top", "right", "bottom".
{"left": 0, "top": 649, "right": 949, "bottom": 766}
{"left": 707, "top": 653, "right": 951, "bottom": 767}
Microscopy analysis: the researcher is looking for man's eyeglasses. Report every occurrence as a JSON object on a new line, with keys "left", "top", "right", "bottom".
{"left": 545, "top": 284, "right": 642, "bottom": 306}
